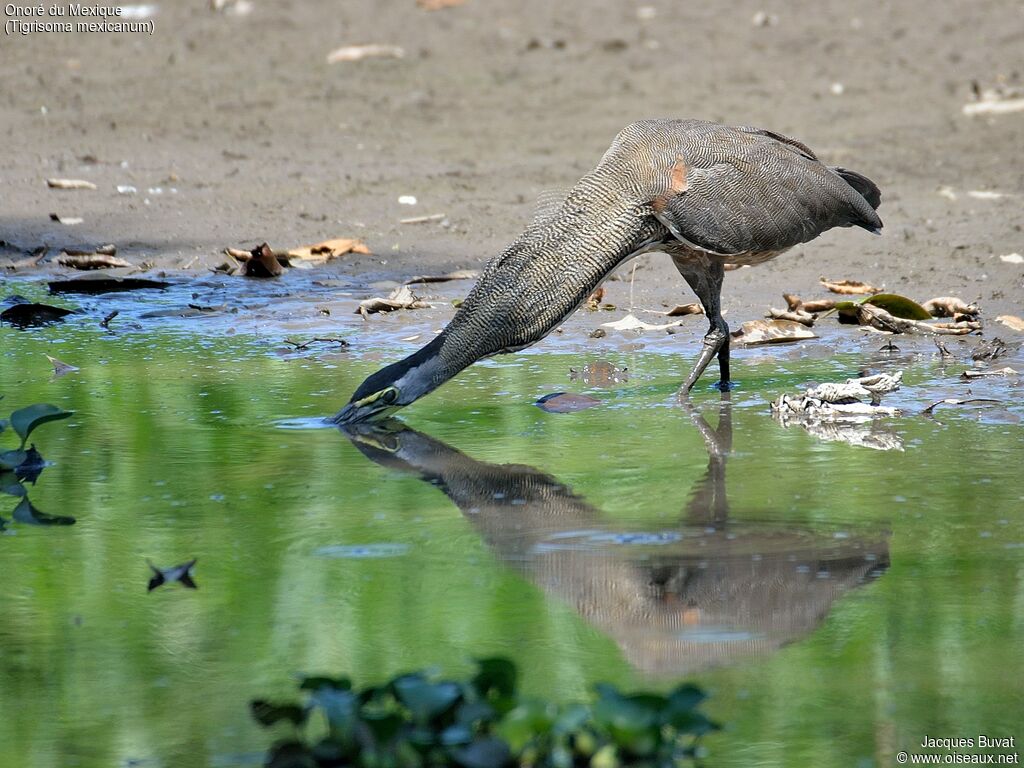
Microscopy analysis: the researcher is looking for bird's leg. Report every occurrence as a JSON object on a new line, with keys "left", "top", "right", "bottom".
{"left": 675, "top": 259, "right": 731, "bottom": 393}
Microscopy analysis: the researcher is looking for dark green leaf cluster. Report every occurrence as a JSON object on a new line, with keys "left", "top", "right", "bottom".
{"left": 253, "top": 658, "right": 717, "bottom": 768}
{"left": 0, "top": 399, "right": 75, "bottom": 527}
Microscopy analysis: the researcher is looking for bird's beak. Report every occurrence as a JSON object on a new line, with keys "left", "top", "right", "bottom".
{"left": 332, "top": 398, "right": 397, "bottom": 425}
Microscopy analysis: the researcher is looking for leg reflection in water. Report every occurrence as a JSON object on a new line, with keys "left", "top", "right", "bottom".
{"left": 339, "top": 397, "right": 888, "bottom": 677}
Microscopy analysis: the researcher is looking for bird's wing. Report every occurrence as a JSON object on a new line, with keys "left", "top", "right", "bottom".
{"left": 654, "top": 130, "right": 880, "bottom": 256}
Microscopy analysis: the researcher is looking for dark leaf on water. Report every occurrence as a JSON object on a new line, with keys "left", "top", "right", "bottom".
{"left": 12, "top": 497, "right": 75, "bottom": 525}
{"left": 362, "top": 711, "right": 406, "bottom": 745}
{"left": 393, "top": 675, "right": 462, "bottom": 722}
{"left": 245, "top": 243, "right": 285, "bottom": 278}
{"left": 147, "top": 558, "right": 198, "bottom": 591}
{"left": 46, "top": 355, "right": 79, "bottom": 378}
{"left": 48, "top": 276, "right": 171, "bottom": 294}
{"left": 10, "top": 404, "right": 74, "bottom": 448}
{"left": 1, "top": 470, "right": 26, "bottom": 497}
{"left": 251, "top": 701, "right": 308, "bottom": 727}
{"left": 472, "top": 657, "right": 517, "bottom": 700}
{"left": 535, "top": 392, "right": 601, "bottom": 413}
{"left": 0, "top": 303, "right": 74, "bottom": 327}
{"left": 265, "top": 741, "right": 317, "bottom": 768}
{"left": 298, "top": 675, "right": 352, "bottom": 692}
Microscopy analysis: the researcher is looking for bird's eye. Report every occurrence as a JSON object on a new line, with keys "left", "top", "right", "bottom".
{"left": 381, "top": 388, "right": 398, "bottom": 405}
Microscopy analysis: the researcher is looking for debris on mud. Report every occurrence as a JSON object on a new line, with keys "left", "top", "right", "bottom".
{"left": 285, "top": 238, "right": 370, "bottom": 265}
{"left": 244, "top": 243, "right": 284, "bottom": 278}
{"left": 58, "top": 252, "right": 132, "bottom": 270}
{"left": 849, "top": 303, "right": 979, "bottom": 335}
{"left": 996, "top": 315, "right": 1024, "bottom": 332}
{"left": 405, "top": 269, "right": 479, "bottom": 285}
{"left": 601, "top": 313, "right": 682, "bottom": 332}
{"left": 972, "top": 337, "right": 1010, "bottom": 362}
{"left": 356, "top": 285, "right": 430, "bottom": 317}
{"left": 535, "top": 392, "right": 601, "bottom": 413}
{"left": 820, "top": 277, "right": 880, "bottom": 295}
{"left": 666, "top": 302, "right": 704, "bottom": 316}
{"left": 418, "top": 0, "right": 467, "bottom": 9}
{"left": 922, "top": 397, "right": 1003, "bottom": 415}
{"left": 999, "top": 253, "right": 1023, "bottom": 264}
{"left": 771, "top": 372, "right": 902, "bottom": 420}
{"left": 46, "top": 178, "right": 96, "bottom": 190}
{"left": 733, "top": 318, "right": 816, "bottom": 345}
{"left": 49, "top": 213, "right": 84, "bottom": 226}
{"left": 327, "top": 44, "right": 405, "bottom": 63}
{"left": 767, "top": 307, "right": 815, "bottom": 326}
{"left": 922, "top": 296, "right": 979, "bottom": 319}
{"left": 960, "top": 367, "right": 1018, "bottom": 380}
{"left": 963, "top": 81, "right": 1024, "bottom": 116}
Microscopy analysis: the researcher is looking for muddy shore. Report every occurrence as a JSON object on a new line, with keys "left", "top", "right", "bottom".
{"left": 2, "top": 0, "right": 1023, "bottom": 324}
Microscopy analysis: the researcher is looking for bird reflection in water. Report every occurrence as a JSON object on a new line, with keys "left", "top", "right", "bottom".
{"left": 340, "top": 398, "right": 889, "bottom": 677}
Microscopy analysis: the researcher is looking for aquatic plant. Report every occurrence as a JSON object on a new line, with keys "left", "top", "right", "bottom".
{"left": 253, "top": 658, "right": 717, "bottom": 767}
{"left": 0, "top": 399, "right": 75, "bottom": 526}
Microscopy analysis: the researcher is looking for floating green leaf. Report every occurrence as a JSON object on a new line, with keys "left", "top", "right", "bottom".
{"left": 10, "top": 404, "right": 74, "bottom": 449}
{"left": 251, "top": 701, "right": 308, "bottom": 728}
{"left": 0, "top": 471, "right": 26, "bottom": 497}
{"left": 0, "top": 450, "right": 27, "bottom": 470}
{"left": 393, "top": 675, "right": 461, "bottom": 723}
{"left": 12, "top": 497, "right": 75, "bottom": 526}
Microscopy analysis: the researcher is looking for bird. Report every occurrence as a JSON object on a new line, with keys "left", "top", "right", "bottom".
{"left": 333, "top": 118, "right": 882, "bottom": 424}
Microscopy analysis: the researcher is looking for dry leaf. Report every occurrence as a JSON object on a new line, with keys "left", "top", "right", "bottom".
{"left": 405, "top": 270, "right": 479, "bottom": 285}
{"left": 46, "top": 178, "right": 96, "bottom": 190}
{"left": 327, "top": 44, "right": 405, "bottom": 63}
{"left": 49, "top": 213, "right": 83, "bottom": 225}
{"left": 244, "top": 243, "right": 284, "bottom": 278}
{"left": 733, "top": 319, "right": 816, "bottom": 345}
{"left": 356, "top": 285, "right": 429, "bottom": 317}
{"left": 417, "top": 0, "right": 466, "bottom": 9}
{"left": 996, "top": 315, "right": 1024, "bottom": 332}
{"left": 768, "top": 307, "right": 815, "bottom": 326}
{"left": 666, "top": 303, "right": 703, "bottom": 316}
{"left": 922, "top": 296, "right": 979, "bottom": 318}
{"left": 820, "top": 277, "right": 880, "bottom": 295}
{"left": 960, "top": 367, "right": 1018, "bottom": 380}
{"left": 58, "top": 253, "right": 133, "bottom": 270}
{"left": 285, "top": 238, "right": 370, "bottom": 264}
{"left": 601, "top": 313, "right": 681, "bottom": 332}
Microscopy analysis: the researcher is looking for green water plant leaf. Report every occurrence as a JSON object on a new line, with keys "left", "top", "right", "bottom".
{"left": 10, "top": 404, "right": 74, "bottom": 449}
{"left": 12, "top": 497, "right": 75, "bottom": 525}
{"left": 864, "top": 293, "right": 932, "bottom": 320}
{"left": 0, "top": 450, "right": 27, "bottom": 470}
{"left": 1, "top": 471, "right": 26, "bottom": 497}
{"left": 251, "top": 700, "right": 308, "bottom": 727}
{"left": 393, "top": 675, "right": 462, "bottom": 723}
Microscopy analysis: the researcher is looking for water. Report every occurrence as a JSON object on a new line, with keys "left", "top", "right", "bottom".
{"left": 1, "top": 279, "right": 1023, "bottom": 767}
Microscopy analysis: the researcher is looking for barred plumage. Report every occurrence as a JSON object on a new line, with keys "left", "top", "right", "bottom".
{"left": 334, "top": 119, "right": 882, "bottom": 424}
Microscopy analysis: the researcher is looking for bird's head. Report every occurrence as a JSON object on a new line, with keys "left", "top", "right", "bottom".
{"left": 333, "top": 336, "right": 446, "bottom": 425}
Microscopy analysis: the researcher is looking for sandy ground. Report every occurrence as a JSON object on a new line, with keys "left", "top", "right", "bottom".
{"left": 2, "top": 0, "right": 1023, "bottom": 324}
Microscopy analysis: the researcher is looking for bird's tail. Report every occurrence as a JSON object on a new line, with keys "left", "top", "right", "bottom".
{"left": 833, "top": 166, "right": 882, "bottom": 233}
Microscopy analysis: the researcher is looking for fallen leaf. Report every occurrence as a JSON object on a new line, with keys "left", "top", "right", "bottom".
{"left": 285, "top": 238, "right": 371, "bottom": 264}
{"left": 922, "top": 296, "right": 979, "bottom": 318}
{"left": 58, "top": 253, "right": 133, "bottom": 270}
{"left": 147, "top": 558, "right": 198, "bottom": 591}
{"left": 4, "top": 247, "right": 48, "bottom": 270}
{"left": 405, "top": 270, "right": 479, "bottom": 285}
{"left": 356, "top": 285, "right": 430, "bottom": 317}
{"left": 49, "top": 213, "right": 84, "bottom": 225}
{"left": 417, "top": 0, "right": 466, "bottom": 9}
{"left": 535, "top": 392, "right": 601, "bottom": 413}
{"left": 0, "top": 303, "right": 74, "bottom": 327}
{"left": 601, "top": 312, "right": 681, "bottom": 332}
{"left": 820, "top": 277, "right": 880, "bottom": 295}
{"left": 326, "top": 44, "right": 405, "bottom": 63}
{"left": 666, "top": 303, "right": 704, "bottom": 316}
{"left": 960, "top": 367, "right": 1018, "bottom": 380}
{"left": 996, "top": 315, "right": 1024, "bottom": 332}
{"left": 999, "top": 252, "right": 1023, "bottom": 264}
{"left": 767, "top": 307, "right": 815, "bottom": 326}
{"left": 244, "top": 243, "right": 284, "bottom": 278}
{"left": 48, "top": 276, "right": 170, "bottom": 294}
{"left": 46, "top": 178, "right": 96, "bottom": 190}
{"left": 732, "top": 319, "right": 817, "bottom": 345}
{"left": 863, "top": 293, "right": 932, "bottom": 320}
{"left": 46, "top": 355, "right": 78, "bottom": 378}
